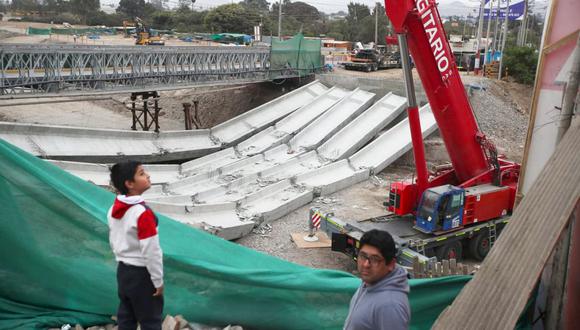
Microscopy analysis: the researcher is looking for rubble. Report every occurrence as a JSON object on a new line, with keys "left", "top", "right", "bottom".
{"left": 51, "top": 314, "right": 244, "bottom": 330}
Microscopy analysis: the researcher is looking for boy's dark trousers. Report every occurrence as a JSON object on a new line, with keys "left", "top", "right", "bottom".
{"left": 116, "top": 262, "right": 163, "bottom": 330}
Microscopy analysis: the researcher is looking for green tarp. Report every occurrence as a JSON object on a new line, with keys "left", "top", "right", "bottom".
{"left": 26, "top": 27, "right": 116, "bottom": 36}
{"left": 270, "top": 33, "right": 323, "bottom": 78}
{"left": 26, "top": 27, "right": 51, "bottom": 35}
{"left": 51, "top": 27, "right": 116, "bottom": 36}
{"left": 0, "top": 138, "right": 470, "bottom": 330}
{"left": 211, "top": 33, "right": 252, "bottom": 44}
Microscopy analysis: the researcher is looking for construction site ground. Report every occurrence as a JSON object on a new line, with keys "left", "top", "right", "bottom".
{"left": 0, "top": 21, "right": 532, "bottom": 274}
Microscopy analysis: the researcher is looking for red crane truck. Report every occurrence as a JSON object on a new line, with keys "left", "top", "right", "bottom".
{"left": 312, "top": 0, "right": 520, "bottom": 265}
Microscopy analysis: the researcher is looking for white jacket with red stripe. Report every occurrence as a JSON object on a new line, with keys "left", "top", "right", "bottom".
{"left": 107, "top": 195, "right": 164, "bottom": 288}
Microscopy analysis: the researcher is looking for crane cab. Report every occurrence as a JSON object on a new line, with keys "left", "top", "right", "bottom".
{"left": 415, "top": 185, "right": 465, "bottom": 234}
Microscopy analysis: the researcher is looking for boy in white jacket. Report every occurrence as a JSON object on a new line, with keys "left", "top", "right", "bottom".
{"left": 108, "top": 160, "right": 164, "bottom": 330}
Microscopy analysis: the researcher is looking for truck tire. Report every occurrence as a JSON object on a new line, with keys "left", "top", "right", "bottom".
{"left": 468, "top": 231, "right": 491, "bottom": 261}
{"left": 436, "top": 240, "right": 463, "bottom": 262}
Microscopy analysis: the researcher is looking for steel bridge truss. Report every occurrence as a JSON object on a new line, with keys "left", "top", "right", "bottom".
{"left": 0, "top": 45, "right": 272, "bottom": 95}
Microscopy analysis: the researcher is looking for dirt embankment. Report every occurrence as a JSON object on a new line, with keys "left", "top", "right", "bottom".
{"left": 88, "top": 79, "right": 311, "bottom": 131}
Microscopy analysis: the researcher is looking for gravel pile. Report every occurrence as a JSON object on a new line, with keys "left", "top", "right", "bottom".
{"left": 466, "top": 79, "right": 530, "bottom": 161}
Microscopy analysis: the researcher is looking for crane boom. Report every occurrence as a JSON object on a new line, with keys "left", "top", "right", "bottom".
{"left": 386, "top": 0, "right": 489, "bottom": 182}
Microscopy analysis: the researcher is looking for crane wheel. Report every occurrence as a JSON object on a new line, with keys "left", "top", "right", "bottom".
{"left": 436, "top": 240, "right": 463, "bottom": 262}
{"left": 468, "top": 230, "right": 491, "bottom": 261}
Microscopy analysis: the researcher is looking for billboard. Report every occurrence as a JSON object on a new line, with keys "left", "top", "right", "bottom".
{"left": 483, "top": 0, "right": 525, "bottom": 20}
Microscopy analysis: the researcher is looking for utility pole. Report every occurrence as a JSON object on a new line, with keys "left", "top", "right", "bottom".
{"left": 523, "top": 11, "right": 531, "bottom": 45}
{"left": 517, "top": 0, "right": 528, "bottom": 46}
{"left": 374, "top": 3, "right": 379, "bottom": 45}
{"left": 278, "top": 0, "right": 282, "bottom": 41}
{"left": 498, "top": 0, "right": 510, "bottom": 80}
{"left": 375, "top": 2, "right": 379, "bottom": 45}
{"left": 483, "top": 0, "right": 494, "bottom": 69}
{"left": 492, "top": 0, "right": 501, "bottom": 52}
{"left": 474, "top": 0, "right": 486, "bottom": 75}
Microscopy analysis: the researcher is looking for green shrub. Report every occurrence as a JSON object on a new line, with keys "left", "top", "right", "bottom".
{"left": 503, "top": 46, "right": 539, "bottom": 85}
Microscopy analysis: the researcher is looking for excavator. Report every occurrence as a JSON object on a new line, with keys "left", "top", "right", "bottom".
{"left": 134, "top": 17, "right": 165, "bottom": 46}
{"left": 313, "top": 0, "right": 520, "bottom": 263}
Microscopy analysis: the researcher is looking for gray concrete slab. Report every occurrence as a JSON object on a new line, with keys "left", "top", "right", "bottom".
{"left": 48, "top": 160, "right": 181, "bottom": 186}
{"left": 317, "top": 92, "right": 407, "bottom": 162}
{"left": 238, "top": 180, "right": 314, "bottom": 223}
{"left": 349, "top": 105, "right": 437, "bottom": 173}
{"left": 193, "top": 151, "right": 324, "bottom": 204}
{"left": 211, "top": 80, "right": 329, "bottom": 145}
{"left": 295, "top": 159, "right": 371, "bottom": 196}
{"left": 180, "top": 147, "right": 240, "bottom": 176}
{"left": 0, "top": 122, "right": 220, "bottom": 163}
{"left": 289, "top": 88, "right": 375, "bottom": 153}
{"left": 148, "top": 201, "right": 254, "bottom": 241}
{"left": 236, "top": 86, "right": 349, "bottom": 156}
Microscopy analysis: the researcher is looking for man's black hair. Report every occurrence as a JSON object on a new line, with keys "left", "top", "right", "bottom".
{"left": 360, "top": 229, "right": 397, "bottom": 263}
{"left": 110, "top": 160, "right": 142, "bottom": 195}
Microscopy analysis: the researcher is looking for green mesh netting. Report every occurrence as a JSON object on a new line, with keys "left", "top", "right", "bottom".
{"left": 0, "top": 138, "right": 470, "bottom": 330}
{"left": 51, "top": 28, "right": 116, "bottom": 36}
{"left": 26, "top": 27, "right": 51, "bottom": 35}
{"left": 270, "top": 33, "right": 323, "bottom": 79}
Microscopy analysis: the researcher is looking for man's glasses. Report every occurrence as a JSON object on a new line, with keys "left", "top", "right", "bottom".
{"left": 357, "top": 251, "right": 385, "bottom": 266}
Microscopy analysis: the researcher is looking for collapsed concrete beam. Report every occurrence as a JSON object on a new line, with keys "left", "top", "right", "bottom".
{"left": 49, "top": 160, "right": 181, "bottom": 186}
{"left": 194, "top": 151, "right": 324, "bottom": 204}
{"left": 236, "top": 86, "right": 349, "bottom": 156}
{"left": 317, "top": 92, "right": 407, "bottom": 162}
{"left": 238, "top": 179, "right": 314, "bottom": 223}
{"left": 0, "top": 123, "right": 220, "bottom": 163}
{"left": 180, "top": 147, "right": 240, "bottom": 177}
{"left": 349, "top": 105, "right": 437, "bottom": 173}
{"left": 167, "top": 92, "right": 408, "bottom": 210}
{"left": 194, "top": 173, "right": 262, "bottom": 204}
{"left": 148, "top": 201, "right": 254, "bottom": 241}
{"left": 289, "top": 88, "right": 375, "bottom": 153}
{"left": 211, "top": 80, "right": 329, "bottom": 145}
{"left": 295, "top": 159, "right": 370, "bottom": 196}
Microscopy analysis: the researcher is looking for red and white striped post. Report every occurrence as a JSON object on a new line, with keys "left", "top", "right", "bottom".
{"left": 304, "top": 208, "right": 321, "bottom": 242}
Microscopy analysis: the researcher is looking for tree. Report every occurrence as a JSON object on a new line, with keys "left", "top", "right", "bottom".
{"left": 117, "top": 0, "right": 146, "bottom": 20}
{"left": 11, "top": 0, "right": 38, "bottom": 12}
{"left": 360, "top": 3, "right": 391, "bottom": 44}
{"left": 174, "top": 8, "right": 208, "bottom": 33}
{"left": 344, "top": 2, "right": 371, "bottom": 41}
{"left": 70, "top": 0, "right": 99, "bottom": 25}
{"left": 347, "top": 2, "right": 370, "bottom": 22}
{"left": 204, "top": 4, "right": 253, "bottom": 34}
{"left": 503, "top": 46, "right": 538, "bottom": 85}
{"left": 269, "top": 1, "right": 321, "bottom": 37}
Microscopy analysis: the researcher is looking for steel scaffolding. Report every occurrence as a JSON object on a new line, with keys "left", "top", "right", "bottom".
{"left": 0, "top": 45, "right": 272, "bottom": 95}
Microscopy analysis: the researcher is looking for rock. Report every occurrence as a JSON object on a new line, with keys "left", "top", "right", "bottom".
{"left": 162, "top": 315, "right": 179, "bottom": 330}
{"left": 174, "top": 315, "right": 189, "bottom": 329}
{"left": 74, "top": 325, "right": 85, "bottom": 330}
